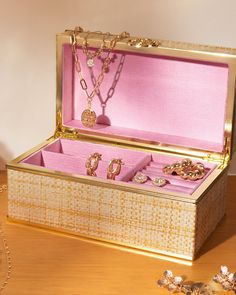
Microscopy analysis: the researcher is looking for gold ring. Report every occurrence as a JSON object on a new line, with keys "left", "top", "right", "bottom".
{"left": 133, "top": 172, "right": 149, "bottom": 184}
{"left": 152, "top": 178, "right": 169, "bottom": 187}
{"left": 107, "top": 159, "right": 124, "bottom": 180}
{"left": 85, "top": 153, "right": 102, "bottom": 176}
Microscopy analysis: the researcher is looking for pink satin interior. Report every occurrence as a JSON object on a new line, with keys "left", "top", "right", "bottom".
{"left": 62, "top": 44, "right": 229, "bottom": 152}
{"left": 22, "top": 139, "right": 217, "bottom": 195}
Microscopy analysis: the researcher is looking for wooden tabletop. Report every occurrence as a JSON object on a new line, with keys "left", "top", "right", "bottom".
{"left": 0, "top": 170, "right": 235, "bottom": 295}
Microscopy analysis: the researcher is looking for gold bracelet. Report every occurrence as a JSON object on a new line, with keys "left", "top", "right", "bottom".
{"left": 163, "top": 159, "right": 206, "bottom": 181}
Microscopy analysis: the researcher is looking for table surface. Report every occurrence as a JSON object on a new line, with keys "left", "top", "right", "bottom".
{"left": 0, "top": 170, "right": 235, "bottom": 295}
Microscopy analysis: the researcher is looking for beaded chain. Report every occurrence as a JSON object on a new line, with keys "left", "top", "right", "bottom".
{"left": 0, "top": 184, "right": 11, "bottom": 294}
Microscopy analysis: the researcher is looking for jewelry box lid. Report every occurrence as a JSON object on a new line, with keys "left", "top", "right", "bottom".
{"left": 55, "top": 28, "right": 236, "bottom": 165}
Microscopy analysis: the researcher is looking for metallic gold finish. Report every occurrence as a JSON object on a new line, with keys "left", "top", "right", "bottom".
{"left": 71, "top": 28, "right": 130, "bottom": 128}
{"left": 163, "top": 159, "right": 206, "bottom": 181}
{"left": 57, "top": 30, "right": 236, "bottom": 162}
{"left": 107, "top": 159, "right": 124, "bottom": 180}
{"left": 0, "top": 185, "right": 12, "bottom": 293}
{"left": 81, "top": 109, "right": 97, "bottom": 128}
{"left": 0, "top": 184, "right": 7, "bottom": 193}
{"left": 6, "top": 135, "right": 225, "bottom": 204}
{"left": 6, "top": 216, "right": 193, "bottom": 264}
{"left": 213, "top": 266, "right": 236, "bottom": 292}
{"left": 85, "top": 152, "right": 102, "bottom": 176}
{"left": 128, "top": 38, "right": 160, "bottom": 48}
{"left": 152, "top": 178, "right": 169, "bottom": 187}
{"left": 6, "top": 30, "right": 236, "bottom": 263}
{"left": 132, "top": 172, "right": 149, "bottom": 184}
{"left": 158, "top": 270, "right": 214, "bottom": 294}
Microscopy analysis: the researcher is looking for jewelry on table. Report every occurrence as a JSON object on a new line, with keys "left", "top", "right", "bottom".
{"left": 152, "top": 178, "right": 169, "bottom": 187}
{"left": 213, "top": 266, "right": 236, "bottom": 292}
{"left": 85, "top": 153, "right": 102, "bottom": 176}
{"left": 71, "top": 27, "right": 130, "bottom": 128}
{"left": 163, "top": 158, "right": 206, "bottom": 181}
{"left": 0, "top": 184, "right": 12, "bottom": 293}
{"left": 157, "top": 270, "right": 214, "bottom": 294}
{"left": 0, "top": 184, "right": 7, "bottom": 193}
{"left": 107, "top": 159, "right": 124, "bottom": 180}
{"left": 133, "top": 172, "right": 149, "bottom": 184}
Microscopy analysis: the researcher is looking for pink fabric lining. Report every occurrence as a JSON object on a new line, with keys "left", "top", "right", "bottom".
{"left": 66, "top": 119, "right": 224, "bottom": 152}
{"left": 62, "top": 44, "right": 228, "bottom": 153}
{"left": 22, "top": 139, "right": 217, "bottom": 195}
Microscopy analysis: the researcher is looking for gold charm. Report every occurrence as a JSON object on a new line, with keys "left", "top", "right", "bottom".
{"left": 87, "top": 58, "right": 94, "bottom": 67}
{"left": 81, "top": 109, "right": 97, "bottom": 128}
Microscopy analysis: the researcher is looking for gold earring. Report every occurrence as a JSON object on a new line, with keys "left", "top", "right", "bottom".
{"left": 107, "top": 159, "right": 124, "bottom": 180}
{"left": 133, "top": 172, "right": 149, "bottom": 184}
{"left": 152, "top": 178, "right": 169, "bottom": 187}
{"left": 85, "top": 153, "right": 102, "bottom": 176}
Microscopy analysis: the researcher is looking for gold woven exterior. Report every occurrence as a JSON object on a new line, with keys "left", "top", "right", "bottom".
{"left": 7, "top": 169, "right": 227, "bottom": 260}
{"left": 194, "top": 170, "right": 227, "bottom": 254}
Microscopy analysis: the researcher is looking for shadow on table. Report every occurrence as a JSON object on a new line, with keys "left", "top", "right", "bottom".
{"left": 196, "top": 176, "right": 236, "bottom": 259}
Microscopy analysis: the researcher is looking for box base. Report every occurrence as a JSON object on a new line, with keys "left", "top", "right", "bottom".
{"left": 7, "top": 216, "right": 193, "bottom": 265}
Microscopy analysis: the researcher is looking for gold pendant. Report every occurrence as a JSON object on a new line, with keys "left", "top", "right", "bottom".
{"left": 81, "top": 109, "right": 97, "bottom": 128}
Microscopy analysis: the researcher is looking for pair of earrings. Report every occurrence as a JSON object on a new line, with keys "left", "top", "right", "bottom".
{"left": 85, "top": 153, "right": 124, "bottom": 180}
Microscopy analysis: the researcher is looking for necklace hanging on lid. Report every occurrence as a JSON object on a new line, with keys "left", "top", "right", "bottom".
{"left": 71, "top": 27, "right": 130, "bottom": 128}
{"left": 81, "top": 98, "right": 97, "bottom": 128}
{"left": 82, "top": 30, "right": 108, "bottom": 69}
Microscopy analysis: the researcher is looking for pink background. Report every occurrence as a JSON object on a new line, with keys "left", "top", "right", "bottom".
{"left": 62, "top": 45, "right": 229, "bottom": 152}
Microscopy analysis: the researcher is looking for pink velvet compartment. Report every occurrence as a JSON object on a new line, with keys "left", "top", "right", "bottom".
{"left": 62, "top": 44, "right": 229, "bottom": 153}
{"left": 22, "top": 139, "right": 217, "bottom": 195}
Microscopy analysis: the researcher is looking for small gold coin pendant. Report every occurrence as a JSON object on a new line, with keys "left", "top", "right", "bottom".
{"left": 81, "top": 109, "right": 97, "bottom": 128}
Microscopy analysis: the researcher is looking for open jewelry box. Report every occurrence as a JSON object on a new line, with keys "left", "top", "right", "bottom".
{"left": 7, "top": 28, "right": 236, "bottom": 261}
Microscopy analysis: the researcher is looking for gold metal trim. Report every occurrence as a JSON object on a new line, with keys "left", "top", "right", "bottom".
{"left": 55, "top": 126, "right": 227, "bottom": 165}
{"left": 7, "top": 136, "right": 226, "bottom": 204}
{"left": 7, "top": 216, "right": 193, "bottom": 265}
{"left": 127, "top": 38, "right": 160, "bottom": 48}
{"left": 56, "top": 30, "right": 236, "bottom": 162}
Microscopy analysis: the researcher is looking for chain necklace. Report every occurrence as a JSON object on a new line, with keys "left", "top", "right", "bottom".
{"left": 90, "top": 53, "right": 125, "bottom": 125}
{"left": 0, "top": 184, "right": 11, "bottom": 293}
{"left": 71, "top": 27, "right": 130, "bottom": 128}
{"left": 82, "top": 30, "right": 110, "bottom": 68}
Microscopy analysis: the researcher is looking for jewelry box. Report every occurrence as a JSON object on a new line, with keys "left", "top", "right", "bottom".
{"left": 7, "top": 28, "right": 236, "bottom": 261}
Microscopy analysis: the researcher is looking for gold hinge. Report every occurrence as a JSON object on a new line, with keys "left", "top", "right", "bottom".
{"left": 203, "top": 137, "right": 230, "bottom": 168}
{"left": 54, "top": 127, "right": 79, "bottom": 141}
{"left": 219, "top": 136, "right": 230, "bottom": 168}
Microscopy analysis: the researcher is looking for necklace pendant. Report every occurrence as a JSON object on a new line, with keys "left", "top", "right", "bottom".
{"left": 81, "top": 109, "right": 97, "bottom": 128}
{"left": 87, "top": 58, "right": 94, "bottom": 67}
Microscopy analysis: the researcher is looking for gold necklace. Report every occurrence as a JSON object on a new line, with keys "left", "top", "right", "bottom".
{"left": 82, "top": 30, "right": 109, "bottom": 68}
{"left": 0, "top": 184, "right": 12, "bottom": 293}
{"left": 71, "top": 27, "right": 130, "bottom": 128}
{"left": 89, "top": 53, "right": 125, "bottom": 125}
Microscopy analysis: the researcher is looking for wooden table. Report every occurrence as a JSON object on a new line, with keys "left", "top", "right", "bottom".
{"left": 0, "top": 171, "right": 235, "bottom": 295}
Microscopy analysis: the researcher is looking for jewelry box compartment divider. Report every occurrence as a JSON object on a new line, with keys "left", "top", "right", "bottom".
{"left": 22, "top": 138, "right": 217, "bottom": 195}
